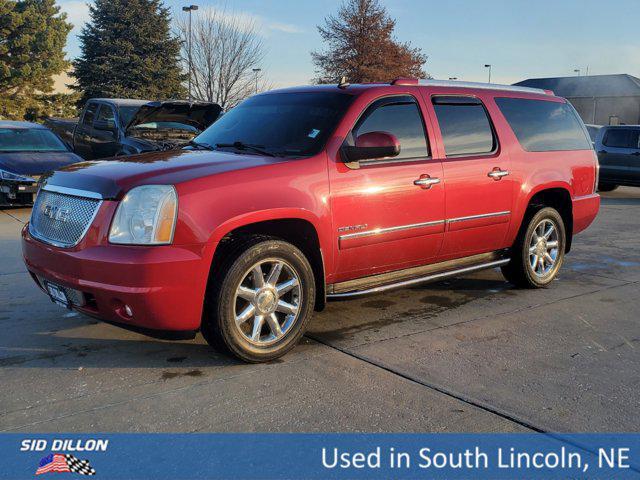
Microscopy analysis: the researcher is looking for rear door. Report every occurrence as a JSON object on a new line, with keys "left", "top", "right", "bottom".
{"left": 329, "top": 93, "right": 445, "bottom": 282}
{"left": 74, "top": 102, "right": 99, "bottom": 159}
{"left": 598, "top": 127, "right": 640, "bottom": 185}
{"left": 427, "top": 94, "right": 513, "bottom": 260}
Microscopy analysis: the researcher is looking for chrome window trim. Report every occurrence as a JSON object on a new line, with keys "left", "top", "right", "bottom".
{"left": 339, "top": 220, "right": 445, "bottom": 240}
{"left": 447, "top": 211, "right": 510, "bottom": 224}
{"left": 42, "top": 184, "right": 104, "bottom": 200}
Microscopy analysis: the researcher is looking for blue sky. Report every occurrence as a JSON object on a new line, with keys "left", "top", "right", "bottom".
{"left": 57, "top": 0, "right": 640, "bottom": 87}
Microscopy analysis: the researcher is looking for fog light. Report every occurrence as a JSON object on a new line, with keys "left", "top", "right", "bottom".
{"left": 124, "top": 305, "right": 133, "bottom": 317}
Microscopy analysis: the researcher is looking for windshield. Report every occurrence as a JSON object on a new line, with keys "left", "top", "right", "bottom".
{"left": 193, "top": 92, "right": 354, "bottom": 157}
{"left": 0, "top": 128, "right": 68, "bottom": 152}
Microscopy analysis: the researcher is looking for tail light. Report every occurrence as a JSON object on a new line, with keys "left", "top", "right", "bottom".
{"left": 593, "top": 150, "right": 600, "bottom": 193}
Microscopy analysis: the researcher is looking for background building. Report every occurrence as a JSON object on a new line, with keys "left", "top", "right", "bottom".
{"left": 515, "top": 74, "right": 640, "bottom": 126}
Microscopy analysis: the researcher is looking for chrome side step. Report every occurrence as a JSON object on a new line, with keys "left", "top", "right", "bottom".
{"left": 326, "top": 257, "right": 510, "bottom": 299}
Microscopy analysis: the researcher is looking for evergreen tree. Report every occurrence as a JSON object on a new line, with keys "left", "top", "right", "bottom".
{"left": 311, "top": 0, "right": 427, "bottom": 84}
{"left": 0, "top": 0, "right": 72, "bottom": 119}
{"left": 73, "top": 0, "right": 186, "bottom": 103}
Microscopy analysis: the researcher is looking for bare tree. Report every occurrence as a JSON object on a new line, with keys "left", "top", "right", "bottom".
{"left": 176, "top": 8, "right": 268, "bottom": 109}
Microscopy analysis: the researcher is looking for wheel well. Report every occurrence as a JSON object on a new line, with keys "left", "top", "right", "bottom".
{"left": 209, "top": 219, "right": 326, "bottom": 311}
{"left": 527, "top": 188, "right": 573, "bottom": 252}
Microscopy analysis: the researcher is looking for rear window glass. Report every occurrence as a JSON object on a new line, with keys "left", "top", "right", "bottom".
{"left": 603, "top": 128, "right": 640, "bottom": 149}
{"left": 495, "top": 98, "right": 591, "bottom": 152}
{"left": 432, "top": 100, "right": 495, "bottom": 156}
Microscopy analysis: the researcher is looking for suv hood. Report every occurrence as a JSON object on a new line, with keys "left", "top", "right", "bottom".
{"left": 39, "top": 149, "right": 288, "bottom": 199}
{"left": 125, "top": 101, "right": 222, "bottom": 133}
{"left": 0, "top": 151, "right": 82, "bottom": 177}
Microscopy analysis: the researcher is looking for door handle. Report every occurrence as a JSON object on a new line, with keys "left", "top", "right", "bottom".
{"left": 414, "top": 176, "right": 441, "bottom": 189}
{"left": 488, "top": 169, "right": 509, "bottom": 180}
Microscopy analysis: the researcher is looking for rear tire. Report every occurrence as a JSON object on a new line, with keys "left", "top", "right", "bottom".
{"left": 501, "top": 207, "right": 566, "bottom": 288}
{"left": 202, "top": 237, "right": 316, "bottom": 363}
{"left": 597, "top": 183, "right": 618, "bottom": 192}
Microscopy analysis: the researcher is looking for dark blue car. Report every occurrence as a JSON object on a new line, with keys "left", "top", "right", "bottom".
{"left": 0, "top": 121, "right": 83, "bottom": 206}
{"left": 595, "top": 125, "right": 640, "bottom": 191}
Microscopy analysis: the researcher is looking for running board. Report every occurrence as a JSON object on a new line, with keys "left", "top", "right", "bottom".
{"left": 326, "top": 251, "right": 510, "bottom": 299}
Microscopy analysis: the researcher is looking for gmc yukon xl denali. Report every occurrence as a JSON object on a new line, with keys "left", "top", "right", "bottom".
{"left": 22, "top": 79, "right": 600, "bottom": 362}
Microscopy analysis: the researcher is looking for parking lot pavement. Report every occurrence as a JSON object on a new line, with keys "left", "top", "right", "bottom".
{"left": 1, "top": 189, "right": 638, "bottom": 433}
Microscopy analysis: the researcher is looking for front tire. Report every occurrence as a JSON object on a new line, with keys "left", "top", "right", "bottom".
{"left": 202, "top": 238, "right": 316, "bottom": 363}
{"left": 502, "top": 207, "right": 566, "bottom": 288}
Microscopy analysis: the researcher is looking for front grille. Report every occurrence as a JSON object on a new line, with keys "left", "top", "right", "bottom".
{"left": 29, "top": 189, "right": 102, "bottom": 247}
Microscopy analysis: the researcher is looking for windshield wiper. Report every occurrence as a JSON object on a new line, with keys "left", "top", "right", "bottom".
{"left": 215, "top": 141, "right": 276, "bottom": 157}
{"left": 186, "top": 140, "right": 215, "bottom": 151}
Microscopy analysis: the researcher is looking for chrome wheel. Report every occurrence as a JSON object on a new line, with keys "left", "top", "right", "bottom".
{"left": 233, "top": 258, "right": 302, "bottom": 347}
{"left": 528, "top": 219, "right": 560, "bottom": 278}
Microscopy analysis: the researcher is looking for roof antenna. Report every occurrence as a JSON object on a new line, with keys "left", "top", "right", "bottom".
{"left": 338, "top": 76, "right": 350, "bottom": 89}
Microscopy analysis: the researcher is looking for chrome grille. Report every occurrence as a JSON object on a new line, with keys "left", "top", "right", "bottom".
{"left": 29, "top": 189, "right": 102, "bottom": 247}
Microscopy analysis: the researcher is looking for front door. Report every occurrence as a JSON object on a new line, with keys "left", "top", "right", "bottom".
{"left": 329, "top": 94, "right": 445, "bottom": 283}
{"left": 74, "top": 101, "right": 99, "bottom": 160}
{"left": 427, "top": 94, "right": 513, "bottom": 260}
{"left": 91, "top": 104, "right": 120, "bottom": 159}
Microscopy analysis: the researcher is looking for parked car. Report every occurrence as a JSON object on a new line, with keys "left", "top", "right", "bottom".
{"left": 22, "top": 79, "right": 599, "bottom": 362}
{"left": 46, "top": 99, "right": 222, "bottom": 160}
{"left": 594, "top": 125, "right": 640, "bottom": 191}
{"left": 0, "top": 121, "right": 83, "bottom": 207}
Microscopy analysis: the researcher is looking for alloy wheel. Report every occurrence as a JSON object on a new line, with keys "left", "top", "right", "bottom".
{"left": 528, "top": 219, "right": 560, "bottom": 278}
{"left": 233, "top": 258, "right": 302, "bottom": 346}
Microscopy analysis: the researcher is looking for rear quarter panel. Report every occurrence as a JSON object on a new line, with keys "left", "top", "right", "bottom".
{"left": 485, "top": 93, "right": 599, "bottom": 244}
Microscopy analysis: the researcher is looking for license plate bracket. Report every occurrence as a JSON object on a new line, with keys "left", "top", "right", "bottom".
{"left": 44, "top": 281, "right": 71, "bottom": 309}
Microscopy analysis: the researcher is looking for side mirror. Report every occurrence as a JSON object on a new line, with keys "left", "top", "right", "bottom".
{"left": 341, "top": 131, "right": 400, "bottom": 167}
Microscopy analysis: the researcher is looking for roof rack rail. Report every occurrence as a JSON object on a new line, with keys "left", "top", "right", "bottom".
{"left": 417, "top": 79, "right": 550, "bottom": 95}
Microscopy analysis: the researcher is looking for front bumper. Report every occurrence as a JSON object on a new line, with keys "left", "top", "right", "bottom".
{"left": 22, "top": 225, "right": 216, "bottom": 335}
{"left": 0, "top": 181, "right": 38, "bottom": 206}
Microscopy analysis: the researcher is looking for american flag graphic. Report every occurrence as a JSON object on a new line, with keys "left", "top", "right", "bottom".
{"left": 35, "top": 453, "right": 96, "bottom": 476}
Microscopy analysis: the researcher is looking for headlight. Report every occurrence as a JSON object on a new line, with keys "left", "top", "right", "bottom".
{"left": 109, "top": 185, "right": 177, "bottom": 245}
{"left": 0, "top": 169, "right": 35, "bottom": 182}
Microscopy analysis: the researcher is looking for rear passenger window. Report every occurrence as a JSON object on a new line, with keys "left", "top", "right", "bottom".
{"left": 495, "top": 98, "right": 591, "bottom": 152}
{"left": 82, "top": 103, "right": 99, "bottom": 126}
{"left": 603, "top": 129, "right": 640, "bottom": 149}
{"left": 354, "top": 96, "right": 429, "bottom": 160}
{"left": 432, "top": 97, "right": 495, "bottom": 156}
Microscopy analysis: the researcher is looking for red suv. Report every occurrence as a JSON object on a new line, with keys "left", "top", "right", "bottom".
{"left": 22, "top": 79, "right": 600, "bottom": 362}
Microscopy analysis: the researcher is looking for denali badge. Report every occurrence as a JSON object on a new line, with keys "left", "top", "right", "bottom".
{"left": 43, "top": 205, "right": 71, "bottom": 223}
{"left": 337, "top": 224, "right": 368, "bottom": 233}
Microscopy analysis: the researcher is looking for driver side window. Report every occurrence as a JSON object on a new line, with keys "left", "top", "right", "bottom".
{"left": 354, "top": 97, "right": 429, "bottom": 160}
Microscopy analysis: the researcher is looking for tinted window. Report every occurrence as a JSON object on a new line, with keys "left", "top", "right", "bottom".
{"left": 354, "top": 99, "right": 428, "bottom": 160}
{"left": 0, "top": 128, "right": 67, "bottom": 152}
{"left": 195, "top": 92, "right": 354, "bottom": 157}
{"left": 96, "top": 105, "right": 115, "bottom": 123}
{"left": 495, "top": 98, "right": 591, "bottom": 152}
{"left": 603, "top": 128, "right": 640, "bottom": 149}
{"left": 82, "top": 103, "right": 99, "bottom": 126}
{"left": 433, "top": 100, "right": 495, "bottom": 156}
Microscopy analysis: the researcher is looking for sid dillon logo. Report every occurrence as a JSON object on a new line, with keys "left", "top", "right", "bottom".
{"left": 21, "top": 439, "right": 107, "bottom": 476}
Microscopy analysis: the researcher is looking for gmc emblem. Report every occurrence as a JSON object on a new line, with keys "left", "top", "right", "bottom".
{"left": 43, "top": 205, "right": 71, "bottom": 223}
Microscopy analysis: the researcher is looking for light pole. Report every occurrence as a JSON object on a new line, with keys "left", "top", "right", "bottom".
{"left": 484, "top": 64, "right": 492, "bottom": 83}
{"left": 252, "top": 68, "right": 261, "bottom": 94}
{"left": 182, "top": 4, "right": 198, "bottom": 101}
{"left": 574, "top": 69, "right": 581, "bottom": 76}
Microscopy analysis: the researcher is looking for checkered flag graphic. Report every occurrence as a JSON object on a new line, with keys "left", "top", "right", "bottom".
{"left": 65, "top": 454, "right": 96, "bottom": 476}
